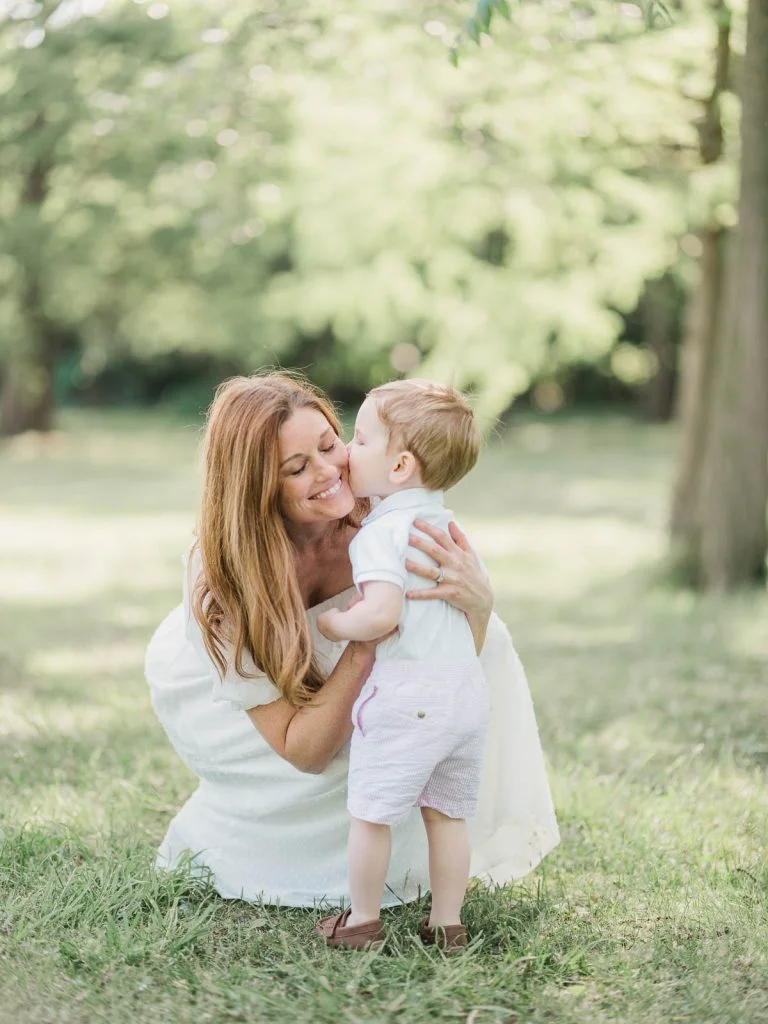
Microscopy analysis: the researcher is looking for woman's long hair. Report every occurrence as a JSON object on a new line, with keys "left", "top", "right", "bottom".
{"left": 191, "top": 371, "right": 359, "bottom": 707}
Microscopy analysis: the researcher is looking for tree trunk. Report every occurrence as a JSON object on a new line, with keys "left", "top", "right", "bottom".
{"left": 0, "top": 334, "right": 58, "bottom": 436}
{"left": 697, "top": 0, "right": 768, "bottom": 587}
{"left": 0, "top": 272, "right": 61, "bottom": 436}
{"left": 668, "top": 3, "right": 731, "bottom": 548}
{"left": 639, "top": 273, "right": 679, "bottom": 424}
{"left": 669, "top": 229, "right": 725, "bottom": 540}
{"left": 0, "top": 132, "right": 58, "bottom": 437}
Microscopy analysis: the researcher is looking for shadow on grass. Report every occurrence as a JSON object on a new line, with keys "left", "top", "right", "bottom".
{"left": 0, "top": 586, "right": 189, "bottom": 819}
{"left": 0, "top": 585, "right": 180, "bottom": 704}
{"left": 1, "top": 821, "right": 556, "bottom": 968}
{"left": 2, "top": 719, "right": 175, "bottom": 790}
{"left": 494, "top": 563, "right": 768, "bottom": 776}
{"left": 0, "top": 464, "right": 196, "bottom": 518}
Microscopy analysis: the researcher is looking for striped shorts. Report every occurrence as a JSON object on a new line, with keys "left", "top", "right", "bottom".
{"left": 347, "top": 658, "right": 491, "bottom": 826}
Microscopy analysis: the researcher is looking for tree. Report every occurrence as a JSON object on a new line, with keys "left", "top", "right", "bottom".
{"left": 692, "top": 0, "right": 768, "bottom": 586}
{"left": 0, "top": 0, "right": 720, "bottom": 433}
{"left": 0, "top": 2, "right": 187, "bottom": 433}
{"left": 0, "top": 1, "right": 297, "bottom": 434}
{"left": 460, "top": 0, "right": 767, "bottom": 588}
{"left": 669, "top": 0, "right": 734, "bottom": 541}
{"left": 261, "top": 2, "right": 706, "bottom": 423}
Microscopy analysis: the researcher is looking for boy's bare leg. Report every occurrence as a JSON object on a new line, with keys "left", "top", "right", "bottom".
{"left": 347, "top": 817, "right": 391, "bottom": 926}
{"left": 421, "top": 806, "right": 470, "bottom": 926}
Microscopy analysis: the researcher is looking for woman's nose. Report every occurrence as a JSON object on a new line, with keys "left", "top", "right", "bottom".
{"left": 318, "top": 458, "right": 338, "bottom": 482}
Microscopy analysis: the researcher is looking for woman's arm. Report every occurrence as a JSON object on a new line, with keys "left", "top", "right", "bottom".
{"left": 405, "top": 519, "right": 493, "bottom": 654}
{"left": 245, "top": 640, "right": 375, "bottom": 774}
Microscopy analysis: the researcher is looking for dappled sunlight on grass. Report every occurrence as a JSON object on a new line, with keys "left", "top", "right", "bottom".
{"left": 7, "top": 777, "right": 183, "bottom": 835}
{"left": 1, "top": 689, "right": 138, "bottom": 739}
{"left": 468, "top": 519, "right": 662, "bottom": 612}
{"left": 29, "top": 641, "right": 149, "bottom": 680}
{"left": 0, "top": 513, "right": 192, "bottom": 604}
{"left": 727, "top": 612, "right": 768, "bottom": 660}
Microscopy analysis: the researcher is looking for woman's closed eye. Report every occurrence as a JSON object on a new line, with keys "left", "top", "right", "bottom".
{"left": 289, "top": 440, "right": 337, "bottom": 475}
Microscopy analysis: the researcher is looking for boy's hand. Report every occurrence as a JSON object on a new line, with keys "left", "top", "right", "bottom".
{"left": 316, "top": 608, "right": 346, "bottom": 642}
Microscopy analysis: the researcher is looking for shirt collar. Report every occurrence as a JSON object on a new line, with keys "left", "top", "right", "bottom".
{"left": 362, "top": 487, "right": 445, "bottom": 525}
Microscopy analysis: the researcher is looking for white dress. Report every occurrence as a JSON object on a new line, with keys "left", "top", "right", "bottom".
{"left": 145, "top": 575, "right": 559, "bottom": 907}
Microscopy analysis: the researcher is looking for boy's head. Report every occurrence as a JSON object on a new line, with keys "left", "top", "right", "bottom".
{"left": 347, "top": 379, "right": 479, "bottom": 499}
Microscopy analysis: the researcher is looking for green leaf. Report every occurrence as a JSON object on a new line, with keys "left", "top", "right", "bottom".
{"left": 465, "top": 16, "right": 481, "bottom": 43}
{"left": 476, "top": 0, "right": 494, "bottom": 33}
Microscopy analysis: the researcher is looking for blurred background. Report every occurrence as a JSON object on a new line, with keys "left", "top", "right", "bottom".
{"left": 2, "top": 0, "right": 766, "bottom": 591}
{"left": 1, "top": 0, "right": 740, "bottom": 424}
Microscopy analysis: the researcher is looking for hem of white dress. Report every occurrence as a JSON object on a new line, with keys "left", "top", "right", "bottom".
{"left": 155, "top": 815, "right": 560, "bottom": 909}
{"left": 154, "top": 843, "right": 425, "bottom": 909}
{"left": 470, "top": 819, "right": 560, "bottom": 887}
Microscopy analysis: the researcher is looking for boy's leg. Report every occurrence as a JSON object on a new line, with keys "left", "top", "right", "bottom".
{"left": 420, "top": 806, "right": 470, "bottom": 927}
{"left": 347, "top": 816, "right": 391, "bottom": 926}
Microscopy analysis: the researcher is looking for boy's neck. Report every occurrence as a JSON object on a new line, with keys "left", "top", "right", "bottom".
{"left": 374, "top": 481, "right": 430, "bottom": 501}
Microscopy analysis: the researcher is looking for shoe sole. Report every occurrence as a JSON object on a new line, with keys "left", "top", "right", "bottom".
{"left": 326, "top": 937, "right": 385, "bottom": 951}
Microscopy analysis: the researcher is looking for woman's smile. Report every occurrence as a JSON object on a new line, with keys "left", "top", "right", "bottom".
{"left": 310, "top": 478, "right": 343, "bottom": 500}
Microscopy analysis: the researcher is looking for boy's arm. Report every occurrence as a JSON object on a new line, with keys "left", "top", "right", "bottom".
{"left": 317, "top": 582, "right": 403, "bottom": 642}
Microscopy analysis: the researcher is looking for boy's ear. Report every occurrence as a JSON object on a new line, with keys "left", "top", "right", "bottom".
{"left": 388, "top": 449, "right": 419, "bottom": 486}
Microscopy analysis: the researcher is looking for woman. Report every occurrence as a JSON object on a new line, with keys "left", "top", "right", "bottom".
{"left": 145, "top": 372, "right": 558, "bottom": 907}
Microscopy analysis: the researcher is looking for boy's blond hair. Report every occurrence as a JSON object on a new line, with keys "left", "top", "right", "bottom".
{"left": 368, "top": 379, "right": 479, "bottom": 491}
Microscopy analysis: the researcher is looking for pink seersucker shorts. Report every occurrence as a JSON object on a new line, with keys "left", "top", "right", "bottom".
{"left": 347, "top": 658, "right": 491, "bottom": 826}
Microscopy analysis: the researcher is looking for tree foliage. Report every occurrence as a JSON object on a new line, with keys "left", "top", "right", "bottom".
{"left": 0, "top": 0, "right": 740, "bottom": 428}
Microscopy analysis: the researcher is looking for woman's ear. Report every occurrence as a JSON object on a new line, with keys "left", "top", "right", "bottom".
{"left": 388, "top": 450, "right": 420, "bottom": 486}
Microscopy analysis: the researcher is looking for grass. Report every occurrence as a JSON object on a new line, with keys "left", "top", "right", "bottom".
{"left": 1, "top": 407, "right": 767, "bottom": 1024}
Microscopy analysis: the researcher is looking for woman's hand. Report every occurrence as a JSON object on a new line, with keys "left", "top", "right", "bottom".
{"left": 405, "top": 519, "right": 493, "bottom": 652}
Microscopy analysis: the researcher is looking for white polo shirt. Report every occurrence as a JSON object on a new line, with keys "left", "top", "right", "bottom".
{"left": 349, "top": 488, "right": 479, "bottom": 665}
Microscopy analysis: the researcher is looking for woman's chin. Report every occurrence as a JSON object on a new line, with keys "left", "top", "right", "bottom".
{"left": 314, "top": 483, "right": 355, "bottom": 519}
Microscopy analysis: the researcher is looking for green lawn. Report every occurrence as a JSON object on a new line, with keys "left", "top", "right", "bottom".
{"left": 1, "top": 409, "right": 766, "bottom": 1024}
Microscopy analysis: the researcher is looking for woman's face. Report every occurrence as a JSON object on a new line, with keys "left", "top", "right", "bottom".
{"left": 278, "top": 406, "right": 355, "bottom": 525}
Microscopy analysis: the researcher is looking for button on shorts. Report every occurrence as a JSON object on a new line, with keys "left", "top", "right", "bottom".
{"left": 347, "top": 658, "right": 491, "bottom": 826}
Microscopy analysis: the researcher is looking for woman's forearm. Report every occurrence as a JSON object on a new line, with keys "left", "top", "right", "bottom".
{"left": 467, "top": 606, "right": 492, "bottom": 655}
{"left": 284, "top": 642, "right": 374, "bottom": 772}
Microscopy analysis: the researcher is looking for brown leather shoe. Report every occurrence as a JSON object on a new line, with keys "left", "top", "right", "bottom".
{"left": 419, "top": 917, "right": 468, "bottom": 954}
{"left": 315, "top": 908, "right": 385, "bottom": 950}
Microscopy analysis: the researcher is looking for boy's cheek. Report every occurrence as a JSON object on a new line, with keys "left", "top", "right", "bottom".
{"left": 346, "top": 461, "right": 360, "bottom": 494}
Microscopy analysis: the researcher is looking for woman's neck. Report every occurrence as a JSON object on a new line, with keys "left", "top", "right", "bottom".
{"left": 284, "top": 519, "right": 356, "bottom": 606}
{"left": 284, "top": 518, "right": 341, "bottom": 555}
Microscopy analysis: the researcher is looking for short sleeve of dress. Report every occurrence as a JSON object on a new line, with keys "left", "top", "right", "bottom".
{"left": 211, "top": 661, "right": 280, "bottom": 712}
{"left": 349, "top": 519, "right": 408, "bottom": 590}
{"left": 182, "top": 546, "right": 281, "bottom": 712}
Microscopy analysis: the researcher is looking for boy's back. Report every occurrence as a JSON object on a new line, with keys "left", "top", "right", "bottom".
{"left": 349, "top": 487, "right": 478, "bottom": 666}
